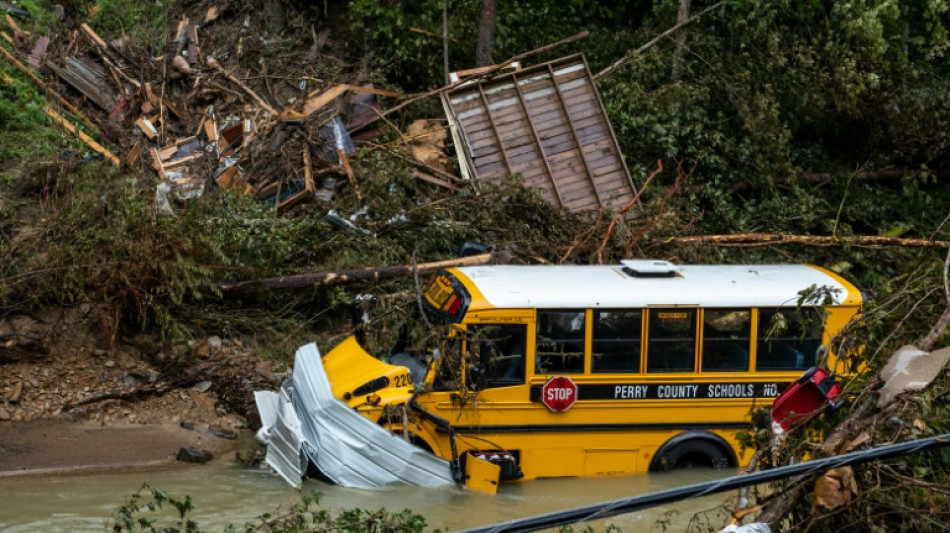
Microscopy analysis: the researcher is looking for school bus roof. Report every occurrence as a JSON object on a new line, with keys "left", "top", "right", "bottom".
{"left": 447, "top": 264, "right": 862, "bottom": 310}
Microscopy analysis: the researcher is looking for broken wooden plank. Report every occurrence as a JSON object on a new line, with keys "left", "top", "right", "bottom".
{"left": 135, "top": 116, "right": 158, "bottom": 139}
{"left": 338, "top": 148, "right": 361, "bottom": 199}
{"left": 412, "top": 170, "right": 463, "bottom": 191}
{"left": 202, "top": 113, "right": 218, "bottom": 142}
{"left": 215, "top": 164, "right": 248, "bottom": 193}
{"left": 279, "top": 84, "right": 348, "bottom": 122}
{"left": 79, "top": 23, "right": 108, "bottom": 51}
{"left": 44, "top": 106, "right": 119, "bottom": 166}
{"left": 125, "top": 140, "right": 143, "bottom": 168}
{"left": 46, "top": 57, "right": 116, "bottom": 111}
{"left": 149, "top": 147, "right": 167, "bottom": 178}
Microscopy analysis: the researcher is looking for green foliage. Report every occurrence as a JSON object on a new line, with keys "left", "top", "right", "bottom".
{"left": 88, "top": 0, "right": 171, "bottom": 54}
{"left": 345, "top": 0, "right": 633, "bottom": 90}
{"left": 112, "top": 486, "right": 431, "bottom": 533}
{"left": 0, "top": 66, "right": 61, "bottom": 168}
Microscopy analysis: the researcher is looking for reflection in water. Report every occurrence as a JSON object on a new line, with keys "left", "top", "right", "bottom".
{"left": 0, "top": 461, "right": 736, "bottom": 532}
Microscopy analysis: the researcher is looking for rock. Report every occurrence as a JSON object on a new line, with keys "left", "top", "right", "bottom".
{"left": 180, "top": 420, "right": 195, "bottom": 430}
{"left": 193, "top": 380, "right": 212, "bottom": 393}
{"left": 0, "top": 408, "right": 9, "bottom": 420}
{"left": 93, "top": 349, "right": 108, "bottom": 357}
{"left": 176, "top": 447, "right": 213, "bottom": 463}
{"left": 207, "top": 336, "right": 222, "bottom": 348}
{"left": 104, "top": 360, "right": 116, "bottom": 368}
{"left": 124, "top": 371, "right": 150, "bottom": 387}
{"left": 8, "top": 381, "right": 22, "bottom": 403}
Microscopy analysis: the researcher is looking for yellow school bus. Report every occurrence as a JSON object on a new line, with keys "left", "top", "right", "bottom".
{"left": 318, "top": 260, "right": 863, "bottom": 484}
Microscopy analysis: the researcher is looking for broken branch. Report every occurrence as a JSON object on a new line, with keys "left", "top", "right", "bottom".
{"left": 214, "top": 252, "right": 496, "bottom": 294}
{"left": 206, "top": 56, "right": 277, "bottom": 116}
{"left": 595, "top": 2, "right": 723, "bottom": 80}
{"left": 375, "top": 30, "right": 589, "bottom": 121}
{"left": 667, "top": 233, "right": 950, "bottom": 249}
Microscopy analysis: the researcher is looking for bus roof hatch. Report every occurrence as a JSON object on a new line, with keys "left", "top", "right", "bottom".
{"left": 620, "top": 260, "right": 682, "bottom": 278}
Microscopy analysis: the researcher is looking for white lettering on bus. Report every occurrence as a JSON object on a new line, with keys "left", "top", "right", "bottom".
{"left": 614, "top": 385, "right": 649, "bottom": 399}
{"left": 657, "top": 384, "right": 699, "bottom": 398}
{"left": 546, "top": 387, "right": 574, "bottom": 401}
{"left": 706, "top": 384, "right": 755, "bottom": 398}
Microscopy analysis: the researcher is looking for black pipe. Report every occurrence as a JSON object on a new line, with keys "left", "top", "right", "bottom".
{"left": 457, "top": 433, "right": 950, "bottom": 533}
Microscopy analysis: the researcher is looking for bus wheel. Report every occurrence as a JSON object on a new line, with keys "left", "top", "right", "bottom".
{"left": 649, "top": 432, "right": 735, "bottom": 472}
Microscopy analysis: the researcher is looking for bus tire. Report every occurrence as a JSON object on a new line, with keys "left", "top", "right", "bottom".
{"left": 649, "top": 431, "right": 736, "bottom": 472}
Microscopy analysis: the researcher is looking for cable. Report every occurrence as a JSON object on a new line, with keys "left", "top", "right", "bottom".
{"left": 457, "top": 433, "right": 950, "bottom": 533}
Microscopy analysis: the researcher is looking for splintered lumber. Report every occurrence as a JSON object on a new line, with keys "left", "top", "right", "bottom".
{"left": 206, "top": 56, "right": 277, "bottom": 115}
{"left": 280, "top": 84, "right": 348, "bottom": 121}
{"left": 667, "top": 233, "right": 950, "bottom": 249}
{"left": 44, "top": 107, "right": 120, "bottom": 165}
{"left": 214, "top": 252, "right": 495, "bottom": 294}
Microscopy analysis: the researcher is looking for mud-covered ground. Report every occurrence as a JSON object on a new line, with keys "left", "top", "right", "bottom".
{"left": 0, "top": 309, "right": 274, "bottom": 476}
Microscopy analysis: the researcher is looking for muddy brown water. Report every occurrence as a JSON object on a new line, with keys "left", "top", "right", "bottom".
{"left": 0, "top": 461, "right": 736, "bottom": 532}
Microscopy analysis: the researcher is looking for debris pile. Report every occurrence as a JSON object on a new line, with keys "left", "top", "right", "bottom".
{"left": 1, "top": 5, "right": 406, "bottom": 212}
{"left": 2, "top": 6, "right": 635, "bottom": 216}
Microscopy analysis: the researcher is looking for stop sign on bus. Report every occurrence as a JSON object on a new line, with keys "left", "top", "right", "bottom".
{"left": 541, "top": 376, "right": 577, "bottom": 412}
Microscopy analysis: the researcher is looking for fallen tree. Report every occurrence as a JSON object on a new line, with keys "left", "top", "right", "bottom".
{"left": 212, "top": 251, "right": 500, "bottom": 294}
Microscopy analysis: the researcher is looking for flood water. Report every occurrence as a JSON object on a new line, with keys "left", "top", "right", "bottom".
{"left": 0, "top": 458, "right": 737, "bottom": 532}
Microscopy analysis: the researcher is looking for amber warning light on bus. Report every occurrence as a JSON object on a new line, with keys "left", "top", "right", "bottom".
{"left": 423, "top": 273, "right": 470, "bottom": 321}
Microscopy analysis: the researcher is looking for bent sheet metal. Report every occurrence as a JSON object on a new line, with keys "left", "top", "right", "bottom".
{"left": 255, "top": 343, "right": 454, "bottom": 489}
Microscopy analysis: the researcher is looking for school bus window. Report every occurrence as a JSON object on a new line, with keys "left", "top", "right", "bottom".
{"left": 702, "top": 309, "right": 751, "bottom": 372}
{"left": 647, "top": 309, "right": 697, "bottom": 373}
{"left": 466, "top": 324, "right": 528, "bottom": 388}
{"left": 756, "top": 308, "right": 824, "bottom": 371}
{"left": 592, "top": 310, "right": 642, "bottom": 373}
{"left": 536, "top": 310, "right": 585, "bottom": 373}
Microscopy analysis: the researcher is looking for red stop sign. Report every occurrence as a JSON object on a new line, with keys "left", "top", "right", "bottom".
{"left": 541, "top": 376, "right": 577, "bottom": 412}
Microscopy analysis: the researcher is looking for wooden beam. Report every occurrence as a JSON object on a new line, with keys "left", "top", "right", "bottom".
{"left": 44, "top": 106, "right": 120, "bottom": 166}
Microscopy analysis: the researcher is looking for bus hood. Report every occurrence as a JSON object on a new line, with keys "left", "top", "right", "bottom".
{"left": 320, "top": 335, "right": 420, "bottom": 411}
{"left": 254, "top": 342, "right": 454, "bottom": 489}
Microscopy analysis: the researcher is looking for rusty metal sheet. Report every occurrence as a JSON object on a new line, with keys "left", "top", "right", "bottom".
{"left": 444, "top": 54, "right": 635, "bottom": 212}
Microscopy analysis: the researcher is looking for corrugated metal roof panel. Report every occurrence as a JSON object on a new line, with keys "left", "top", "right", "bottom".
{"left": 255, "top": 343, "right": 454, "bottom": 489}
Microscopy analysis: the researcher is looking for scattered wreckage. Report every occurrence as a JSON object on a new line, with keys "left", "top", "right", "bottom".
{"left": 2, "top": 5, "right": 634, "bottom": 217}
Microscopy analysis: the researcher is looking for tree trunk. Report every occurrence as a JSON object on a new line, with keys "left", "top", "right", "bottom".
{"left": 213, "top": 252, "right": 497, "bottom": 294}
{"left": 475, "top": 0, "right": 497, "bottom": 67}
{"left": 671, "top": 0, "right": 691, "bottom": 80}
